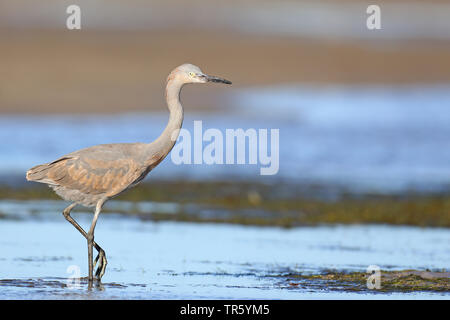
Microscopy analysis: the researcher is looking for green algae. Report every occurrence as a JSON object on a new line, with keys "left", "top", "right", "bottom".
{"left": 1, "top": 181, "right": 449, "bottom": 228}
{"left": 280, "top": 270, "right": 450, "bottom": 293}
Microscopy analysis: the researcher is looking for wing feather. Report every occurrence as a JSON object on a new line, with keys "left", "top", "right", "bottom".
{"left": 27, "top": 147, "right": 145, "bottom": 197}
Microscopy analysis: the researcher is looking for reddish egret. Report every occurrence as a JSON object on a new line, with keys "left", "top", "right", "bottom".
{"left": 26, "top": 64, "right": 231, "bottom": 282}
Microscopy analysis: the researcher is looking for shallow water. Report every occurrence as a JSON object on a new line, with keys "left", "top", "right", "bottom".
{"left": 0, "top": 200, "right": 448, "bottom": 299}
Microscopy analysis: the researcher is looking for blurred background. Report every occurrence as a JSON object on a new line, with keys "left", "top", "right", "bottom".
{"left": 1, "top": 0, "right": 450, "bottom": 191}
{"left": 0, "top": 0, "right": 449, "bottom": 298}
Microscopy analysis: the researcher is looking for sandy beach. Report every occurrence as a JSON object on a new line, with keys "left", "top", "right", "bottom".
{"left": 2, "top": 29, "right": 450, "bottom": 114}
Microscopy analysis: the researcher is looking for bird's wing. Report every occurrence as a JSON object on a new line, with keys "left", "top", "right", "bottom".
{"left": 27, "top": 145, "right": 145, "bottom": 196}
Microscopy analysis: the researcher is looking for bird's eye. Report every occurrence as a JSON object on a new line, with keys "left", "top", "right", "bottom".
{"left": 189, "top": 72, "right": 195, "bottom": 77}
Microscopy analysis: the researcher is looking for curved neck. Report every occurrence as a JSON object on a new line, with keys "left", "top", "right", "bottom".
{"left": 145, "top": 78, "right": 185, "bottom": 162}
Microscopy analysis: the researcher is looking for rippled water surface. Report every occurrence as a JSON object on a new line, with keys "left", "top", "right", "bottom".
{"left": 0, "top": 200, "right": 449, "bottom": 299}
{"left": 1, "top": 85, "right": 449, "bottom": 299}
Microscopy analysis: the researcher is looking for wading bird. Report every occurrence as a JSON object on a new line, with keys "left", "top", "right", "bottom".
{"left": 26, "top": 64, "right": 231, "bottom": 282}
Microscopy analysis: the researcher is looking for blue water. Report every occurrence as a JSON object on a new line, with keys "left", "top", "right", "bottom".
{"left": 1, "top": 85, "right": 449, "bottom": 193}
{"left": 0, "top": 199, "right": 449, "bottom": 299}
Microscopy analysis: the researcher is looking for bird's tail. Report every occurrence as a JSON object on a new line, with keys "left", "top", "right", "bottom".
{"left": 26, "top": 157, "right": 71, "bottom": 184}
{"left": 26, "top": 164, "right": 51, "bottom": 182}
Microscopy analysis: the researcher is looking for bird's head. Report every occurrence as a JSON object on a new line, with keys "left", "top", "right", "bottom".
{"left": 169, "top": 63, "right": 232, "bottom": 85}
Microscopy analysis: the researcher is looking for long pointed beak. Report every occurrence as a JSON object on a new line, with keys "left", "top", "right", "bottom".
{"left": 203, "top": 74, "right": 232, "bottom": 85}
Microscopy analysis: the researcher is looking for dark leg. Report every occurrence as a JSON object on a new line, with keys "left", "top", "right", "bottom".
{"left": 87, "top": 200, "right": 104, "bottom": 282}
{"left": 62, "top": 203, "right": 107, "bottom": 281}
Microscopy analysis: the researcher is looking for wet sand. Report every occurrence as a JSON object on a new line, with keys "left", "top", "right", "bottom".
{"left": 2, "top": 29, "right": 450, "bottom": 114}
